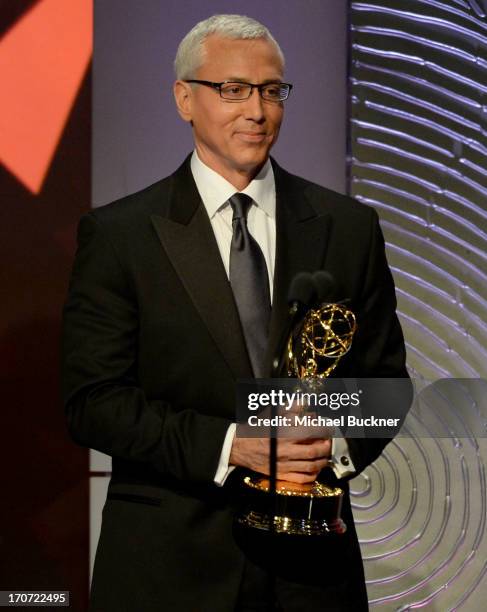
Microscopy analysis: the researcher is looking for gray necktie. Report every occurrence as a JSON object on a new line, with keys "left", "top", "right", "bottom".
{"left": 229, "top": 193, "right": 271, "bottom": 378}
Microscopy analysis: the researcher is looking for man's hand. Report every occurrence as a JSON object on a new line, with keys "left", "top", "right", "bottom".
{"left": 229, "top": 436, "right": 332, "bottom": 484}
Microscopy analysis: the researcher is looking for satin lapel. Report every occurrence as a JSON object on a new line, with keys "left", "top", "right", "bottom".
{"left": 150, "top": 162, "right": 252, "bottom": 379}
{"left": 264, "top": 162, "right": 332, "bottom": 375}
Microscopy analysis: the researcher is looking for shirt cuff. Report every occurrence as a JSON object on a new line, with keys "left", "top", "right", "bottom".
{"left": 214, "top": 423, "right": 237, "bottom": 487}
{"left": 331, "top": 437, "right": 356, "bottom": 478}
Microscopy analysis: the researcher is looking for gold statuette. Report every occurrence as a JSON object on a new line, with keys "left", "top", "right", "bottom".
{"left": 237, "top": 301, "right": 357, "bottom": 536}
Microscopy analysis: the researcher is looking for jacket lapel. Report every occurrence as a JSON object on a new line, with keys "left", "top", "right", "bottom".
{"left": 264, "top": 161, "right": 332, "bottom": 375}
{"left": 150, "top": 159, "right": 252, "bottom": 379}
{"left": 150, "top": 157, "right": 332, "bottom": 380}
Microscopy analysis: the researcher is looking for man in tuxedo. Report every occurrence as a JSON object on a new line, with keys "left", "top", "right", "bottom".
{"left": 62, "top": 14, "right": 408, "bottom": 612}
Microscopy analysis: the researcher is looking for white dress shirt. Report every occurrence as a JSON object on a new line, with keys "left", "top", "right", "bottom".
{"left": 190, "top": 151, "right": 355, "bottom": 484}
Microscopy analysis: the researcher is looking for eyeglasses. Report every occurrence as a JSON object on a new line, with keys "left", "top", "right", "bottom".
{"left": 184, "top": 80, "right": 293, "bottom": 102}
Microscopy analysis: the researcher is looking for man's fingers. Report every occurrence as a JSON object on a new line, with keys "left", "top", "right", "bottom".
{"left": 230, "top": 436, "right": 332, "bottom": 476}
{"left": 277, "top": 458, "right": 329, "bottom": 474}
{"left": 278, "top": 438, "right": 331, "bottom": 461}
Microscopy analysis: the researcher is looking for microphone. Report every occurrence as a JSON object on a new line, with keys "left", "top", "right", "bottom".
{"left": 288, "top": 272, "right": 315, "bottom": 313}
{"left": 271, "top": 272, "right": 315, "bottom": 377}
{"left": 271, "top": 271, "right": 338, "bottom": 377}
{"left": 312, "top": 271, "right": 335, "bottom": 303}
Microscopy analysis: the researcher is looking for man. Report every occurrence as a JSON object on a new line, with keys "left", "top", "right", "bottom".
{"left": 62, "top": 14, "right": 408, "bottom": 612}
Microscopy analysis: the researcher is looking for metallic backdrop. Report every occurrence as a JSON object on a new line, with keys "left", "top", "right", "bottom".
{"left": 349, "top": 0, "right": 487, "bottom": 609}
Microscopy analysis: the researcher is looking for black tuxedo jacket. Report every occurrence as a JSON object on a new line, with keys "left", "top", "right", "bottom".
{"left": 62, "top": 156, "right": 408, "bottom": 611}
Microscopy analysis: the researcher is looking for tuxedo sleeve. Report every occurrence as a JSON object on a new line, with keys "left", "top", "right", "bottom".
{"left": 61, "top": 213, "right": 232, "bottom": 486}
{"left": 344, "top": 208, "right": 410, "bottom": 476}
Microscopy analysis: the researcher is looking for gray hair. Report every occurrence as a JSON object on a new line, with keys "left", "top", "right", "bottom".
{"left": 174, "top": 14, "right": 285, "bottom": 80}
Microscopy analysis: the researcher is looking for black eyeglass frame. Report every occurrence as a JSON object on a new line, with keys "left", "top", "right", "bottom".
{"left": 184, "top": 79, "right": 293, "bottom": 101}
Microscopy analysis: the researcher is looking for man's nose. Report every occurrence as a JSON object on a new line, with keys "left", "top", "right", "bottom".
{"left": 243, "top": 87, "right": 265, "bottom": 121}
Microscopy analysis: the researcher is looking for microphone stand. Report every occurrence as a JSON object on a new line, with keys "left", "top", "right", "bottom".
{"left": 268, "top": 300, "right": 303, "bottom": 611}
{"left": 266, "top": 273, "right": 318, "bottom": 610}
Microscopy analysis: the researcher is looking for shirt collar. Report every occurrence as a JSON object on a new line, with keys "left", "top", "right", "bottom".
{"left": 190, "top": 150, "right": 276, "bottom": 219}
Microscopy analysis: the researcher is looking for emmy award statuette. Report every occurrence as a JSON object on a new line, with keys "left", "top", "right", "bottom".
{"left": 237, "top": 299, "right": 357, "bottom": 536}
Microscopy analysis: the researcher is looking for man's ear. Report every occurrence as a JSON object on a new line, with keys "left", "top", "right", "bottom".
{"left": 173, "top": 80, "right": 193, "bottom": 123}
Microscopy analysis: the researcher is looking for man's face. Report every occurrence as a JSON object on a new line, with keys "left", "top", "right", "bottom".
{"left": 175, "top": 35, "right": 285, "bottom": 185}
